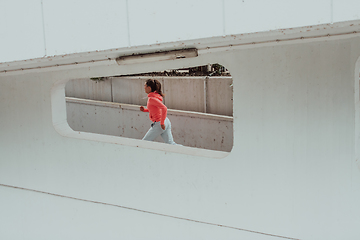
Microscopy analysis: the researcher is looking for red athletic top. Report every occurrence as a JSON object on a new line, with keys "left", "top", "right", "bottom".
{"left": 142, "top": 92, "right": 167, "bottom": 125}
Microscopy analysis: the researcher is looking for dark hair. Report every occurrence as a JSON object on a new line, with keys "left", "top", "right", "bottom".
{"left": 145, "top": 79, "right": 164, "bottom": 97}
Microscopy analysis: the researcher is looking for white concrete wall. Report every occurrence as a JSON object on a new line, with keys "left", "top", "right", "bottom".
{"left": 2, "top": 0, "right": 360, "bottom": 63}
{"left": 1, "top": 34, "right": 360, "bottom": 240}
{"left": 66, "top": 98, "right": 233, "bottom": 152}
{"left": 66, "top": 76, "right": 234, "bottom": 116}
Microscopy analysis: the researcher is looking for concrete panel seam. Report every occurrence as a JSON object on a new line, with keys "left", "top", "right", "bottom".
{"left": 0, "top": 183, "right": 301, "bottom": 240}
{"left": 222, "top": 0, "right": 226, "bottom": 36}
{"left": 40, "top": 0, "right": 47, "bottom": 56}
{"left": 331, "top": 0, "right": 334, "bottom": 23}
{"left": 126, "top": 0, "right": 131, "bottom": 47}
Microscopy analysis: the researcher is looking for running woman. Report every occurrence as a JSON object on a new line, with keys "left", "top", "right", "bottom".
{"left": 140, "top": 79, "right": 178, "bottom": 145}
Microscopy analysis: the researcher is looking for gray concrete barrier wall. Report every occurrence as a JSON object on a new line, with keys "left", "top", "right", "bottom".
{"left": 65, "top": 78, "right": 113, "bottom": 102}
{"left": 65, "top": 76, "right": 233, "bottom": 116}
{"left": 66, "top": 97, "right": 233, "bottom": 152}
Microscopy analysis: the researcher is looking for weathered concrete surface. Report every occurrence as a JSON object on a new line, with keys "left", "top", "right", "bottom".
{"left": 1, "top": 26, "right": 360, "bottom": 240}
{"left": 4, "top": 0, "right": 358, "bottom": 63}
{"left": 205, "top": 77, "right": 233, "bottom": 116}
{"left": 65, "top": 78, "right": 113, "bottom": 102}
{"left": 65, "top": 76, "right": 234, "bottom": 116}
{"left": 66, "top": 97, "right": 233, "bottom": 152}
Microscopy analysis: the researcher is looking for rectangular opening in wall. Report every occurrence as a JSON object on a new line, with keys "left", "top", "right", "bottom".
{"left": 65, "top": 64, "right": 233, "bottom": 152}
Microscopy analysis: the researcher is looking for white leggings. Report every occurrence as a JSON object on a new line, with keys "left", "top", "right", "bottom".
{"left": 142, "top": 117, "right": 177, "bottom": 145}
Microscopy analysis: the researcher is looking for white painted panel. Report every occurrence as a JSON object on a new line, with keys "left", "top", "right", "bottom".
{"left": 2, "top": 33, "right": 360, "bottom": 240}
{"left": 0, "top": 186, "right": 275, "bottom": 240}
{"left": 224, "top": 0, "right": 331, "bottom": 35}
{"left": 42, "top": 0, "right": 129, "bottom": 56}
{"left": 0, "top": 0, "right": 45, "bottom": 63}
{"left": 333, "top": 0, "right": 360, "bottom": 22}
{"left": 128, "top": 0, "right": 223, "bottom": 46}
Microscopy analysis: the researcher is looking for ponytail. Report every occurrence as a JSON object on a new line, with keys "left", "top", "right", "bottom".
{"left": 154, "top": 79, "right": 164, "bottom": 97}
{"left": 145, "top": 79, "right": 164, "bottom": 97}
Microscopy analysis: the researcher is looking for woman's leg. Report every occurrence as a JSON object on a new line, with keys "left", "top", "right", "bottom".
{"left": 160, "top": 118, "right": 177, "bottom": 145}
{"left": 142, "top": 122, "right": 163, "bottom": 141}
